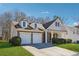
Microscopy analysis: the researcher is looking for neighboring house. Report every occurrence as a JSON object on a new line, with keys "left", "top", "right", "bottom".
{"left": 3, "top": 17, "right": 79, "bottom": 44}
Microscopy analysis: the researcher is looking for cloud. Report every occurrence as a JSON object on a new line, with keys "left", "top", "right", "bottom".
{"left": 73, "top": 22, "right": 79, "bottom": 26}
{"left": 40, "top": 11, "right": 49, "bottom": 14}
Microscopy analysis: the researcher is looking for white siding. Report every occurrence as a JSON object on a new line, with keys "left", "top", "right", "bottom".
{"left": 64, "top": 26, "right": 79, "bottom": 42}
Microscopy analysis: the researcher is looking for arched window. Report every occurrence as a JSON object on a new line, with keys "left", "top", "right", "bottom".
{"left": 23, "top": 21, "right": 26, "bottom": 27}
{"left": 53, "top": 33, "right": 58, "bottom": 38}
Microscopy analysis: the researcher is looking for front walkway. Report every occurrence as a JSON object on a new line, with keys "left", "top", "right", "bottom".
{"left": 22, "top": 43, "right": 79, "bottom": 56}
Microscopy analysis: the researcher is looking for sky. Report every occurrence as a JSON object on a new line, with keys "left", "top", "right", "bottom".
{"left": 0, "top": 3, "right": 79, "bottom": 26}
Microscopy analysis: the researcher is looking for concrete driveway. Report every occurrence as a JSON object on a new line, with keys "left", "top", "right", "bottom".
{"left": 22, "top": 43, "right": 79, "bottom": 56}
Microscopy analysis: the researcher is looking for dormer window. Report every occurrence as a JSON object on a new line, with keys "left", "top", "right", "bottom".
{"left": 35, "top": 23, "right": 37, "bottom": 28}
{"left": 23, "top": 21, "right": 26, "bottom": 27}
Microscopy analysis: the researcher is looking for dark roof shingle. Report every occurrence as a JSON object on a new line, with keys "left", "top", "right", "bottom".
{"left": 15, "top": 24, "right": 33, "bottom": 30}
{"left": 43, "top": 19, "right": 56, "bottom": 29}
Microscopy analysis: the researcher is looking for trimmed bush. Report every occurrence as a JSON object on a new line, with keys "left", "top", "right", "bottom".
{"left": 66, "top": 39, "right": 72, "bottom": 43}
{"left": 77, "top": 41, "right": 79, "bottom": 44}
{"left": 9, "top": 36, "right": 21, "bottom": 46}
{"left": 52, "top": 38, "right": 66, "bottom": 44}
{"left": 52, "top": 38, "right": 72, "bottom": 44}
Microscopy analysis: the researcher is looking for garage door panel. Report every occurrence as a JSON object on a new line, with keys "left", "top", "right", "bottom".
{"left": 20, "top": 32, "right": 42, "bottom": 44}
{"left": 33, "top": 33, "right": 42, "bottom": 43}
{"left": 20, "top": 32, "right": 31, "bottom": 44}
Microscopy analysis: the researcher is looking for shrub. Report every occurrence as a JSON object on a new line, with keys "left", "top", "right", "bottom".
{"left": 66, "top": 39, "right": 72, "bottom": 43}
{"left": 77, "top": 41, "right": 79, "bottom": 43}
{"left": 9, "top": 36, "right": 21, "bottom": 46}
{"left": 0, "top": 37, "right": 2, "bottom": 40}
{"left": 52, "top": 38, "right": 66, "bottom": 44}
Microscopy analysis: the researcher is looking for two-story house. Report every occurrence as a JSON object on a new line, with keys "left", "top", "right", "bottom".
{"left": 3, "top": 17, "right": 79, "bottom": 45}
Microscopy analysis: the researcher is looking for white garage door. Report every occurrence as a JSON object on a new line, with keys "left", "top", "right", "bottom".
{"left": 33, "top": 33, "right": 42, "bottom": 44}
{"left": 20, "top": 32, "right": 31, "bottom": 44}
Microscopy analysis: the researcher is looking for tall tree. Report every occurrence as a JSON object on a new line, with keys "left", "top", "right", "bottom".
{"left": 14, "top": 11, "right": 26, "bottom": 22}
{"left": 0, "top": 11, "right": 13, "bottom": 40}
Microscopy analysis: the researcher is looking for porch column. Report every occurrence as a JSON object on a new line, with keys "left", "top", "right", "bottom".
{"left": 45, "top": 30, "right": 47, "bottom": 43}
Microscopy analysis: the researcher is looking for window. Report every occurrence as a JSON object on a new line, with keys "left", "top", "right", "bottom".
{"left": 58, "top": 22, "right": 60, "bottom": 27}
{"left": 66, "top": 31, "right": 68, "bottom": 35}
{"left": 77, "top": 29, "right": 79, "bottom": 34}
{"left": 73, "top": 31, "right": 75, "bottom": 34}
{"left": 35, "top": 23, "right": 37, "bottom": 28}
{"left": 55, "top": 22, "right": 58, "bottom": 26}
{"left": 72, "top": 29, "right": 75, "bottom": 34}
{"left": 55, "top": 22, "right": 60, "bottom": 27}
{"left": 23, "top": 21, "right": 26, "bottom": 27}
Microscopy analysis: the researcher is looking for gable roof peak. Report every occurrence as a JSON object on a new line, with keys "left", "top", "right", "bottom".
{"left": 53, "top": 16, "right": 61, "bottom": 21}
{"left": 43, "top": 16, "right": 63, "bottom": 29}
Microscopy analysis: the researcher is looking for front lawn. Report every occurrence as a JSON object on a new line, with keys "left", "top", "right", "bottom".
{"left": 0, "top": 41, "right": 33, "bottom": 56}
{"left": 57, "top": 44, "right": 79, "bottom": 52}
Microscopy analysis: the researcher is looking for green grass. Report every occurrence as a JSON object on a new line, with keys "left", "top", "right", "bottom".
{"left": 57, "top": 44, "right": 79, "bottom": 52}
{"left": 0, "top": 41, "right": 33, "bottom": 56}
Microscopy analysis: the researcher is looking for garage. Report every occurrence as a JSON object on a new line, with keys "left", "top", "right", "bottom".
{"left": 19, "top": 32, "right": 43, "bottom": 44}
{"left": 20, "top": 32, "right": 31, "bottom": 44}
{"left": 33, "top": 33, "right": 42, "bottom": 44}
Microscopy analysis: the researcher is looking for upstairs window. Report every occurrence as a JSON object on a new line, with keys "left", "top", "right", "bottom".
{"left": 55, "top": 22, "right": 58, "bottom": 26}
{"left": 55, "top": 22, "right": 60, "bottom": 27}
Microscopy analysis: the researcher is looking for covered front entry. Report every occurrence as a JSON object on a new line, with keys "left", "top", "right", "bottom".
{"left": 45, "top": 31, "right": 62, "bottom": 43}
{"left": 51, "top": 31, "right": 62, "bottom": 39}
{"left": 19, "top": 32, "right": 43, "bottom": 44}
